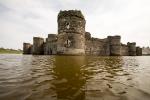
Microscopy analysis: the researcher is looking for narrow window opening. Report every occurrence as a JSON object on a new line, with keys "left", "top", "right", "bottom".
{"left": 66, "top": 23, "right": 70, "bottom": 29}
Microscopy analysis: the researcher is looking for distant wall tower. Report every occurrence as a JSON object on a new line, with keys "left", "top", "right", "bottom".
{"left": 127, "top": 42, "right": 136, "bottom": 56}
{"left": 136, "top": 47, "right": 142, "bottom": 56}
{"left": 57, "top": 10, "right": 86, "bottom": 55}
{"left": 32, "top": 37, "right": 44, "bottom": 55}
{"left": 108, "top": 36, "right": 121, "bottom": 56}
{"left": 23, "top": 43, "right": 32, "bottom": 54}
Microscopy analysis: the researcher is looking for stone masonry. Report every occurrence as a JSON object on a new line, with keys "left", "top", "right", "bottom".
{"left": 23, "top": 10, "right": 142, "bottom": 56}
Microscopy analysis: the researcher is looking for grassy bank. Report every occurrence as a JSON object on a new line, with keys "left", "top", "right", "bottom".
{"left": 0, "top": 48, "right": 22, "bottom": 54}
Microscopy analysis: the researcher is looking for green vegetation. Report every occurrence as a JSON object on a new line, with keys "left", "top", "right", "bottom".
{"left": 0, "top": 48, "right": 22, "bottom": 54}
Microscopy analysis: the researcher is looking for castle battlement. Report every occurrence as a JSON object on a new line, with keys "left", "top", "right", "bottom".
{"left": 58, "top": 10, "right": 85, "bottom": 20}
{"left": 127, "top": 42, "right": 136, "bottom": 45}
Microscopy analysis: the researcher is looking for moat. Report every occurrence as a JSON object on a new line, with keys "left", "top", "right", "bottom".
{"left": 0, "top": 54, "right": 150, "bottom": 100}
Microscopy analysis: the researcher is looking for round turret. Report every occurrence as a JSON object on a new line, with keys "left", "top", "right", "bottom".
{"left": 127, "top": 42, "right": 136, "bottom": 56}
{"left": 85, "top": 32, "right": 91, "bottom": 40}
{"left": 136, "top": 47, "right": 142, "bottom": 56}
{"left": 57, "top": 10, "right": 86, "bottom": 55}
{"left": 33, "top": 37, "right": 44, "bottom": 55}
{"left": 108, "top": 35, "right": 121, "bottom": 56}
{"left": 23, "top": 43, "right": 32, "bottom": 54}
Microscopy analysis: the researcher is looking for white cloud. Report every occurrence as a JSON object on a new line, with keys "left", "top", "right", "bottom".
{"left": 0, "top": 0, "right": 150, "bottom": 49}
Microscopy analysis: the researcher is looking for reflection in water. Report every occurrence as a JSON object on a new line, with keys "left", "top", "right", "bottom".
{"left": 52, "top": 56, "right": 86, "bottom": 100}
{"left": 0, "top": 55, "right": 150, "bottom": 100}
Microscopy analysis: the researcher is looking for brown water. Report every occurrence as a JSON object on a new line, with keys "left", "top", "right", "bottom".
{"left": 0, "top": 54, "right": 150, "bottom": 100}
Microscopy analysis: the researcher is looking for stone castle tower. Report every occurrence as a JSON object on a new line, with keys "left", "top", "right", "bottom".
{"left": 108, "top": 36, "right": 121, "bottom": 56}
{"left": 23, "top": 43, "right": 32, "bottom": 54}
{"left": 127, "top": 42, "right": 136, "bottom": 56}
{"left": 57, "top": 10, "right": 86, "bottom": 55}
{"left": 32, "top": 37, "right": 44, "bottom": 55}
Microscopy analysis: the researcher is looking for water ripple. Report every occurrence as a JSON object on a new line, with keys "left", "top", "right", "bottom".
{"left": 0, "top": 55, "right": 150, "bottom": 100}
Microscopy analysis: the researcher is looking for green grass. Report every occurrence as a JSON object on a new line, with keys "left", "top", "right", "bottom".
{"left": 0, "top": 48, "right": 22, "bottom": 54}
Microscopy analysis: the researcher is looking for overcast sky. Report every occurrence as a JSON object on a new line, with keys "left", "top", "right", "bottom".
{"left": 0, "top": 0, "right": 150, "bottom": 49}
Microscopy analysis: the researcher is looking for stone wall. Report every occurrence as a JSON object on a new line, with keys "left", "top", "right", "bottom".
{"left": 121, "top": 44, "right": 129, "bottom": 56}
{"left": 44, "top": 34, "right": 57, "bottom": 55}
{"left": 85, "top": 37, "right": 110, "bottom": 56}
{"left": 32, "top": 37, "right": 44, "bottom": 55}
{"left": 142, "top": 47, "right": 150, "bottom": 55}
{"left": 85, "top": 38, "right": 101, "bottom": 55}
{"left": 85, "top": 32, "right": 110, "bottom": 56}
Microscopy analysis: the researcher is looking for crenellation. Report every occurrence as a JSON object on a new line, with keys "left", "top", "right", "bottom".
{"left": 58, "top": 10, "right": 85, "bottom": 20}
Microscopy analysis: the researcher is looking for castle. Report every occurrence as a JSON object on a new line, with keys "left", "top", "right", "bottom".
{"left": 23, "top": 10, "right": 142, "bottom": 56}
